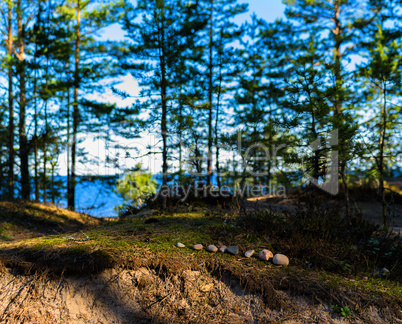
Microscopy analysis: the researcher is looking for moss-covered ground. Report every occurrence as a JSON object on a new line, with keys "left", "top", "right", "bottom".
{"left": 0, "top": 201, "right": 401, "bottom": 322}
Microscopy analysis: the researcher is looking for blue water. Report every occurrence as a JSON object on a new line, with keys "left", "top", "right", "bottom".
{"left": 30, "top": 168, "right": 402, "bottom": 217}
{"left": 63, "top": 177, "right": 124, "bottom": 217}
{"left": 32, "top": 176, "right": 124, "bottom": 217}
{"left": 40, "top": 174, "right": 216, "bottom": 217}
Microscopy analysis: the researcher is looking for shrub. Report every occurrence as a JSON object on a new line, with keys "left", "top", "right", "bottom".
{"left": 114, "top": 165, "right": 157, "bottom": 215}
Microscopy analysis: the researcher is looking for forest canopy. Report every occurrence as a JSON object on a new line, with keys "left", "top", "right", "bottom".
{"left": 0, "top": 0, "right": 401, "bottom": 222}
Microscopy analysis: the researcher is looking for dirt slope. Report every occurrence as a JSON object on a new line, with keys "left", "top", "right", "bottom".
{"left": 0, "top": 202, "right": 401, "bottom": 323}
{"left": 0, "top": 201, "right": 101, "bottom": 240}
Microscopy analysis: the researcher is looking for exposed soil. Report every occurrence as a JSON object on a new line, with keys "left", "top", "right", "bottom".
{"left": 0, "top": 201, "right": 401, "bottom": 323}
{"left": 0, "top": 260, "right": 398, "bottom": 324}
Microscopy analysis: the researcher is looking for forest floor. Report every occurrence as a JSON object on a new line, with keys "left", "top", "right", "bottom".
{"left": 248, "top": 177, "right": 402, "bottom": 232}
{"left": 0, "top": 196, "right": 401, "bottom": 323}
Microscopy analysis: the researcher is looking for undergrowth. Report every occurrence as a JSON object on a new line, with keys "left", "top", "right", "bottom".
{"left": 237, "top": 197, "right": 402, "bottom": 280}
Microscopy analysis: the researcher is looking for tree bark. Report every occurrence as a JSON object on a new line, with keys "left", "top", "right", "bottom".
{"left": 17, "top": 0, "right": 30, "bottom": 200}
{"left": 34, "top": 51, "right": 39, "bottom": 202}
{"left": 66, "top": 83, "right": 71, "bottom": 209}
{"left": 214, "top": 76, "right": 221, "bottom": 189}
{"left": 207, "top": 0, "right": 214, "bottom": 187}
{"left": 43, "top": 145, "right": 47, "bottom": 203}
{"left": 214, "top": 34, "right": 222, "bottom": 189}
{"left": 43, "top": 1, "right": 51, "bottom": 204}
{"left": 178, "top": 94, "right": 183, "bottom": 180}
{"left": 159, "top": 4, "right": 168, "bottom": 209}
{"left": 7, "top": 0, "right": 14, "bottom": 200}
{"left": 379, "top": 81, "right": 387, "bottom": 227}
{"left": 69, "top": 0, "right": 81, "bottom": 210}
{"left": 332, "top": 0, "right": 350, "bottom": 217}
{"left": 51, "top": 164, "right": 55, "bottom": 204}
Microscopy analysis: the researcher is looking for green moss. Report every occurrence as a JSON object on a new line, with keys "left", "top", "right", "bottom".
{"left": 1, "top": 206, "right": 401, "bottom": 306}
{"left": 0, "top": 234, "right": 14, "bottom": 241}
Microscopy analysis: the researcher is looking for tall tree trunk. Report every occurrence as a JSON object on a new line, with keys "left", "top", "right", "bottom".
{"left": 178, "top": 93, "right": 183, "bottom": 180}
{"left": 159, "top": 6, "right": 168, "bottom": 210}
{"left": 214, "top": 82, "right": 221, "bottom": 189}
{"left": 34, "top": 57, "right": 39, "bottom": 202}
{"left": 33, "top": 2, "right": 44, "bottom": 202}
{"left": 43, "top": 142, "right": 47, "bottom": 203}
{"left": 214, "top": 40, "right": 222, "bottom": 189}
{"left": 7, "top": 0, "right": 14, "bottom": 200}
{"left": 17, "top": 0, "right": 30, "bottom": 200}
{"left": 379, "top": 82, "right": 387, "bottom": 227}
{"left": 70, "top": 0, "right": 80, "bottom": 210}
{"left": 332, "top": 0, "right": 350, "bottom": 216}
{"left": 266, "top": 99, "right": 273, "bottom": 186}
{"left": 43, "top": 0, "right": 51, "bottom": 204}
{"left": 206, "top": 0, "right": 213, "bottom": 187}
{"left": 333, "top": 0, "right": 343, "bottom": 117}
{"left": 66, "top": 84, "right": 71, "bottom": 208}
{"left": 51, "top": 164, "right": 55, "bottom": 204}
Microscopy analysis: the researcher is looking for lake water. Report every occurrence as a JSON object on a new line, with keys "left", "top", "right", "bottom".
{"left": 36, "top": 170, "right": 402, "bottom": 217}
{"left": 38, "top": 176, "right": 124, "bottom": 217}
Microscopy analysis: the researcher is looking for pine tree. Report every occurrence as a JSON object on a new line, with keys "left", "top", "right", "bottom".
{"left": 282, "top": 0, "right": 369, "bottom": 212}
{"left": 57, "top": 0, "right": 124, "bottom": 210}
{"left": 281, "top": 35, "right": 335, "bottom": 203}
{"left": 0, "top": 0, "right": 16, "bottom": 199}
{"left": 233, "top": 14, "right": 282, "bottom": 187}
{"left": 6, "top": 0, "right": 14, "bottom": 200}
{"left": 16, "top": 0, "right": 32, "bottom": 199}
{"left": 198, "top": 0, "right": 247, "bottom": 187}
{"left": 358, "top": 0, "right": 402, "bottom": 227}
{"left": 122, "top": 0, "right": 207, "bottom": 208}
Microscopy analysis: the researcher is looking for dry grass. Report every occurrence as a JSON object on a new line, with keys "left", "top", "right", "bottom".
{"left": 0, "top": 255, "right": 400, "bottom": 323}
{"left": 0, "top": 201, "right": 401, "bottom": 323}
{"left": 0, "top": 201, "right": 101, "bottom": 241}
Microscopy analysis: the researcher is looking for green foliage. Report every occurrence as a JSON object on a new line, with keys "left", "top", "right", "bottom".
{"left": 331, "top": 305, "right": 352, "bottom": 318}
{"left": 1, "top": 0, "right": 402, "bottom": 219}
{"left": 114, "top": 165, "right": 157, "bottom": 210}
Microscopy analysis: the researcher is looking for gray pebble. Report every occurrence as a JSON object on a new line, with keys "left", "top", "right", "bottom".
{"left": 225, "top": 246, "right": 239, "bottom": 255}
{"left": 206, "top": 245, "right": 218, "bottom": 253}
{"left": 273, "top": 253, "right": 289, "bottom": 266}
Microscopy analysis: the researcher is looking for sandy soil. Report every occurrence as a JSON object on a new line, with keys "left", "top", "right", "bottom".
{"left": 0, "top": 199, "right": 400, "bottom": 323}
{"left": 0, "top": 266, "right": 392, "bottom": 324}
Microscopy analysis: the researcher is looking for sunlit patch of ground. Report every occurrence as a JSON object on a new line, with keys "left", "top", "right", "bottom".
{"left": 0, "top": 202, "right": 401, "bottom": 323}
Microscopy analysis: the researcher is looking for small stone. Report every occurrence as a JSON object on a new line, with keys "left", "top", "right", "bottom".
{"left": 273, "top": 253, "right": 289, "bottom": 266}
{"left": 259, "top": 249, "right": 273, "bottom": 261}
{"left": 219, "top": 246, "right": 227, "bottom": 253}
{"left": 127, "top": 209, "right": 157, "bottom": 219}
{"left": 381, "top": 268, "right": 390, "bottom": 276}
{"left": 176, "top": 242, "right": 185, "bottom": 248}
{"left": 192, "top": 244, "right": 203, "bottom": 250}
{"left": 225, "top": 246, "right": 239, "bottom": 255}
{"left": 206, "top": 245, "right": 218, "bottom": 253}
{"left": 244, "top": 250, "right": 255, "bottom": 258}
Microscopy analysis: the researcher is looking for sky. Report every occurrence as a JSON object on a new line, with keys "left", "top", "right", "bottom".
{"left": 58, "top": 0, "right": 287, "bottom": 176}
{"left": 99, "top": 0, "right": 286, "bottom": 41}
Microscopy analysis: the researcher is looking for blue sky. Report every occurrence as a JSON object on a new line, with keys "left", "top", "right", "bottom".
{"left": 237, "top": 0, "right": 286, "bottom": 24}
{"left": 100, "top": 0, "right": 286, "bottom": 41}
